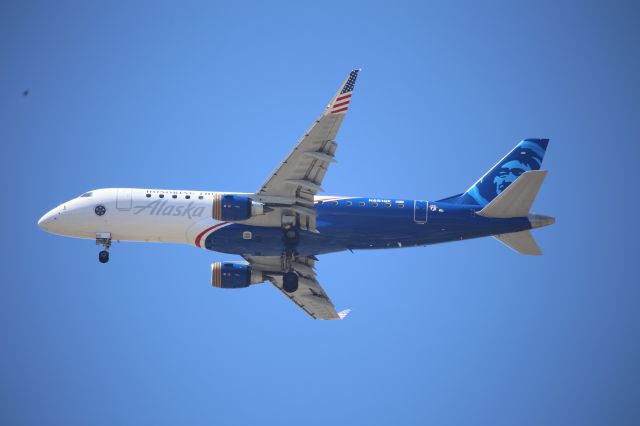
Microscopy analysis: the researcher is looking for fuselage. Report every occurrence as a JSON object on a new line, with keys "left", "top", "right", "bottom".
{"left": 38, "top": 188, "right": 535, "bottom": 256}
{"left": 34, "top": 69, "right": 554, "bottom": 319}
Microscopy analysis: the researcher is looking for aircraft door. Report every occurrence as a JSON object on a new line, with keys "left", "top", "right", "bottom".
{"left": 116, "top": 188, "right": 132, "bottom": 210}
{"left": 414, "top": 200, "right": 428, "bottom": 223}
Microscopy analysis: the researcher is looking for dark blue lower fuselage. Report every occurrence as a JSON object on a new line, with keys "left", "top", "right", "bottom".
{"left": 204, "top": 197, "right": 531, "bottom": 256}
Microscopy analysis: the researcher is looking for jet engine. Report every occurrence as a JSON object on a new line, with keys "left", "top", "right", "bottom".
{"left": 211, "top": 262, "right": 265, "bottom": 289}
{"left": 212, "top": 194, "right": 265, "bottom": 221}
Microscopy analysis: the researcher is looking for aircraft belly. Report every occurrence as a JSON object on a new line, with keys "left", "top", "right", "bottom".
{"left": 203, "top": 224, "right": 346, "bottom": 256}
{"left": 201, "top": 204, "right": 533, "bottom": 256}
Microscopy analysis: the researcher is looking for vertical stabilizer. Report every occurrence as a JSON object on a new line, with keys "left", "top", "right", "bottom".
{"left": 455, "top": 139, "right": 549, "bottom": 206}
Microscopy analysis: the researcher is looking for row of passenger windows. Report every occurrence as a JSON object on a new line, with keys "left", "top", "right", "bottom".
{"left": 317, "top": 200, "right": 405, "bottom": 208}
{"left": 80, "top": 191, "right": 208, "bottom": 200}
{"left": 146, "top": 193, "right": 204, "bottom": 200}
{"left": 82, "top": 191, "right": 403, "bottom": 207}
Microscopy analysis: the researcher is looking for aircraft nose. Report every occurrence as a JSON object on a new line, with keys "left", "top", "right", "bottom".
{"left": 38, "top": 206, "right": 64, "bottom": 231}
{"left": 38, "top": 210, "right": 54, "bottom": 230}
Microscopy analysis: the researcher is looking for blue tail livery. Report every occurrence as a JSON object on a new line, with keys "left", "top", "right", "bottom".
{"left": 451, "top": 138, "right": 549, "bottom": 206}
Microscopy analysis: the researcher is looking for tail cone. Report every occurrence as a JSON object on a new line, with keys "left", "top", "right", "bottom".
{"left": 528, "top": 213, "right": 555, "bottom": 229}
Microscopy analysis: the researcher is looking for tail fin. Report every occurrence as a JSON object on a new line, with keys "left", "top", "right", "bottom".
{"left": 453, "top": 139, "right": 549, "bottom": 206}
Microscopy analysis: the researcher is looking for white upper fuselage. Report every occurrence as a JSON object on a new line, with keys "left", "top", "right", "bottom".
{"left": 38, "top": 188, "right": 224, "bottom": 245}
{"left": 37, "top": 188, "right": 344, "bottom": 246}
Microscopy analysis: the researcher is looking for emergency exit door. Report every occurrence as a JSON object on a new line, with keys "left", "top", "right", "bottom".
{"left": 414, "top": 200, "right": 428, "bottom": 223}
{"left": 116, "top": 188, "right": 132, "bottom": 210}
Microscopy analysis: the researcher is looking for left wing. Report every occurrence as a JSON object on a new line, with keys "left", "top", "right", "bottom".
{"left": 243, "top": 255, "right": 350, "bottom": 320}
{"left": 249, "top": 69, "right": 361, "bottom": 231}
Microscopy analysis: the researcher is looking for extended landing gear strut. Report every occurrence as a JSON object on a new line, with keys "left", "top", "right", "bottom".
{"left": 96, "top": 232, "right": 111, "bottom": 264}
{"left": 281, "top": 217, "right": 299, "bottom": 293}
{"left": 282, "top": 226, "right": 299, "bottom": 247}
{"left": 281, "top": 246, "right": 299, "bottom": 293}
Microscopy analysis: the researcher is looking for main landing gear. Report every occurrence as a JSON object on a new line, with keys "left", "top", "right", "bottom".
{"left": 283, "top": 271, "right": 299, "bottom": 293}
{"left": 282, "top": 227, "right": 299, "bottom": 247}
{"left": 96, "top": 232, "right": 111, "bottom": 264}
{"left": 281, "top": 218, "right": 299, "bottom": 293}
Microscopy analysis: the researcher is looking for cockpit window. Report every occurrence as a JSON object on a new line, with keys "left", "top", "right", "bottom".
{"left": 80, "top": 192, "right": 93, "bottom": 197}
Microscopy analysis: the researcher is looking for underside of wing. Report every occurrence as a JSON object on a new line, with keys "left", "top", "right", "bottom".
{"left": 248, "top": 70, "right": 361, "bottom": 232}
{"left": 243, "top": 255, "right": 346, "bottom": 320}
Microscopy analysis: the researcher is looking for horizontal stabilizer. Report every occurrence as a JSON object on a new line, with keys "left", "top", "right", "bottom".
{"left": 477, "top": 170, "right": 547, "bottom": 218}
{"left": 494, "top": 230, "right": 542, "bottom": 255}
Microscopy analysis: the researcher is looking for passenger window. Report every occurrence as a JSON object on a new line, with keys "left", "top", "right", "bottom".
{"left": 316, "top": 200, "right": 323, "bottom": 205}
{"left": 198, "top": 195, "right": 204, "bottom": 200}
{"left": 385, "top": 203, "right": 391, "bottom": 208}
{"left": 397, "top": 203, "right": 405, "bottom": 208}
{"left": 172, "top": 194, "right": 177, "bottom": 199}
{"left": 359, "top": 202, "right": 365, "bottom": 207}
{"left": 146, "top": 194, "right": 151, "bottom": 198}
{"left": 159, "top": 194, "right": 164, "bottom": 198}
{"left": 331, "top": 201, "right": 338, "bottom": 206}
{"left": 185, "top": 195, "right": 191, "bottom": 199}
{"left": 371, "top": 202, "right": 378, "bottom": 207}
{"left": 346, "top": 201, "right": 352, "bottom": 206}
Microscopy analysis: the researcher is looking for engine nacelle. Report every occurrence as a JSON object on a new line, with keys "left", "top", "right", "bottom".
{"left": 212, "top": 194, "right": 265, "bottom": 221}
{"left": 211, "top": 262, "right": 264, "bottom": 289}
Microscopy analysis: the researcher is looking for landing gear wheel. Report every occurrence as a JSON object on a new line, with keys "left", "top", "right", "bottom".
{"left": 283, "top": 272, "right": 299, "bottom": 293}
{"left": 282, "top": 228, "right": 299, "bottom": 247}
{"left": 285, "top": 229, "right": 297, "bottom": 239}
{"left": 96, "top": 233, "right": 112, "bottom": 264}
{"left": 98, "top": 250, "right": 109, "bottom": 263}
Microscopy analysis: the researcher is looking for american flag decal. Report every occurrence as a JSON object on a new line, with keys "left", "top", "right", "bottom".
{"left": 330, "top": 69, "right": 360, "bottom": 114}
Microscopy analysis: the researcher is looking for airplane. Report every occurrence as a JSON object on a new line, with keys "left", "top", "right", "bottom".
{"left": 38, "top": 69, "right": 555, "bottom": 320}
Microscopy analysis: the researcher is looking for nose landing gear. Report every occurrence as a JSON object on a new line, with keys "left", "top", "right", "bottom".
{"left": 96, "top": 232, "right": 112, "bottom": 264}
{"left": 98, "top": 250, "right": 110, "bottom": 263}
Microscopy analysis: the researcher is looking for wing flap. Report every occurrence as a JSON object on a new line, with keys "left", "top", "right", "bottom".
{"left": 250, "top": 70, "right": 360, "bottom": 231}
{"left": 243, "top": 255, "right": 346, "bottom": 320}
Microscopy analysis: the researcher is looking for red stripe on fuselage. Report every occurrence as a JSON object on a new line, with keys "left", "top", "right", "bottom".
{"left": 195, "top": 222, "right": 229, "bottom": 248}
{"left": 314, "top": 196, "right": 352, "bottom": 204}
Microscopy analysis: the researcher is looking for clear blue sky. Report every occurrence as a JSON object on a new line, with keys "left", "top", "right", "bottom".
{"left": 2, "top": 1, "right": 639, "bottom": 425}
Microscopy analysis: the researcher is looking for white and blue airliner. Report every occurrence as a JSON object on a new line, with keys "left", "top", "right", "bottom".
{"left": 38, "top": 70, "right": 554, "bottom": 320}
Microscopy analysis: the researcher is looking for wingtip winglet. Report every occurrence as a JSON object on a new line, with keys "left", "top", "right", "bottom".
{"left": 337, "top": 309, "right": 351, "bottom": 320}
{"left": 328, "top": 70, "right": 360, "bottom": 114}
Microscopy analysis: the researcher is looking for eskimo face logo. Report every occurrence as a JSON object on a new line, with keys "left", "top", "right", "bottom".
{"left": 133, "top": 200, "right": 205, "bottom": 219}
{"left": 476, "top": 140, "right": 546, "bottom": 202}
{"left": 493, "top": 160, "right": 530, "bottom": 194}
